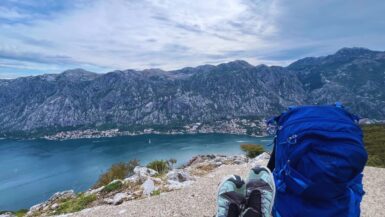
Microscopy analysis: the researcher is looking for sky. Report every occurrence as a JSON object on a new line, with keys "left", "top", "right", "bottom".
{"left": 0, "top": 0, "right": 385, "bottom": 78}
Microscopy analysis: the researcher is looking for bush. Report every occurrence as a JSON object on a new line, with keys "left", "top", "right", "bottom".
{"left": 14, "top": 209, "right": 28, "bottom": 217}
{"left": 147, "top": 160, "right": 169, "bottom": 174}
{"left": 151, "top": 189, "right": 161, "bottom": 196}
{"left": 56, "top": 194, "right": 96, "bottom": 214}
{"left": 102, "top": 181, "right": 123, "bottom": 193}
{"left": 362, "top": 124, "right": 385, "bottom": 168}
{"left": 240, "top": 144, "right": 264, "bottom": 158}
{"left": 94, "top": 159, "right": 139, "bottom": 188}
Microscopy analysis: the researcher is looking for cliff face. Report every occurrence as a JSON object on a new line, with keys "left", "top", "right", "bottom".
{"left": 1, "top": 48, "right": 384, "bottom": 134}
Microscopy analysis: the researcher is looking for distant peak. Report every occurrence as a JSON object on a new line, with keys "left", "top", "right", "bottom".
{"left": 62, "top": 68, "right": 94, "bottom": 75}
{"left": 141, "top": 68, "right": 165, "bottom": 74}
{"left": 59, "top": 68, "right": 98, "bottom": 81}
{"left": 335, "top": 47, "right": 372, "bottom": 55}
{"left": 217, "top": 60, "right": 254, "bottom": 70}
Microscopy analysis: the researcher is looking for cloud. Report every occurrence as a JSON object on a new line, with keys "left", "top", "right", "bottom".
{"left": 0, "top": 0, "right": 385, "bottom": 78}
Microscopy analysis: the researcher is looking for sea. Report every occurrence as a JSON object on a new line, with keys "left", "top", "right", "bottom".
{"left": 0, "top": 134, "right": 273, "bottom": 211}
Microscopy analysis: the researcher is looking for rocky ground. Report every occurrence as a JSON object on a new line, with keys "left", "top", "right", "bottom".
{"left": 7, "top": 153, "right": 385, "bottom": 217}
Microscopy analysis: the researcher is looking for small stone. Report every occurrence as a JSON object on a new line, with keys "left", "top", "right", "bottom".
{"left": 133, "top": 190, "right": 142, "bottom": 196}
{"left": 151, "top": 177, "right": 163, "bottom": 184}
{"left": 112, "top": 192, "right": 128, "bottom": 205}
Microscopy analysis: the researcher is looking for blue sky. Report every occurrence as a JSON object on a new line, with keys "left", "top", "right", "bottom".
{"left": 0, "top": 0, "right": 385, "bottom": 78}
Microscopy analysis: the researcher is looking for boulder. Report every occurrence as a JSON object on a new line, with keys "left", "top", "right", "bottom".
{"left": 141, "top": 178, "right": 155, "bottom": 196}
{"left": 166, "top": 169, "right": 193, "bottom": 182}
{"left": 103, "top": 192, "right": 129, "bottom": 205}
{"left": 103, "top": 198, "right": 114, "bottom": 204}
{"left": 249, "top": 152, "right": 270, "bottom": 167}
{"left": 112, "top": 193, "right": 129, "bottom": 205}
{"left": 125, "top": 166, "right": 158, "bottom": 184}
{"left": 48, "top": 190, "right": 76, "bottom": 202}
{"left": 133, "top": 166, "right": 158, "bottom": 177}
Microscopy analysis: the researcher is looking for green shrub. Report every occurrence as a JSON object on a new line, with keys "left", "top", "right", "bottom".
{"left": 151, "top": 189, "right": 161, "bottom": 196}
{"left": 240, "top": 144, "right": 264, "bottom": 158}
{"left": 102, "top": 181, "right": 123, "bottom": 193}
{"left": 94, "top": 159, "right": 139, "bottom": 188}
{"left": 15, "top": 209, "right": 28, "bottom": 217}
{"left": 56, "top": 194, "right": 96, "bottom": 214}
{"left": 147, "top": 160, "right": 169, "bottom": 174}
{"left": 363, "top": 124, "right": 385, "bottom": 168}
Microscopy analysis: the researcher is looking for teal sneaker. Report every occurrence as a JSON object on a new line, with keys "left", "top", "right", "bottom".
{"left": 241, "top": 166, "right": 276, "bottom": 217}
{"left": 216, "top": 175, "right": 246, "bottom": 217}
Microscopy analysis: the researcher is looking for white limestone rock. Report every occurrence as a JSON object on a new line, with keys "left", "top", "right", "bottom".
{"left": 249, "top": 152, "right": 270, "bottom": 167}
{"left": 141, "top": 178, "right": 156, "bottom": 196}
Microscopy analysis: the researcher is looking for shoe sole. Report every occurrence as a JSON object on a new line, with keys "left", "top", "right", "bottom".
{"left": 247, "top": 166, "right": 276, "bottom": 215}
{"left": 216, "top": 175, "right": 243, "bottom": 217}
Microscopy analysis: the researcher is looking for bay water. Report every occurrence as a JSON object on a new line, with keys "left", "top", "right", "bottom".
{"left": 0, "top": 134, "right": 272, "bottom": 211}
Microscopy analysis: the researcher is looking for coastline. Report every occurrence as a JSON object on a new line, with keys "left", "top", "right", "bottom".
{"left": 41, "top": 129, "right": 268, "bottom": 141}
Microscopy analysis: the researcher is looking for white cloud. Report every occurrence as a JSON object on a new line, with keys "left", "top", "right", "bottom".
{"left": 0, "top": 0, "right": 280, "bottom": 74}
{"left": 0, "top": 0, "right": 385, "bottom": 78}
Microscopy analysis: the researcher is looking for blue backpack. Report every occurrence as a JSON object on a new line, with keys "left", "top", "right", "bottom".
{"left": 267, "top": 104, "right": 368, "bottom": 217}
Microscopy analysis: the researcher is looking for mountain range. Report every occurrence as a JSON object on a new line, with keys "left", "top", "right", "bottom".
{"left": 1, "top": 47, "right": 384, "bottom": 136}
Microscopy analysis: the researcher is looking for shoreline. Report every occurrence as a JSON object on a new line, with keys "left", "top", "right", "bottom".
{"left": 0, "top": 130, "right": 269, "bottom": 141}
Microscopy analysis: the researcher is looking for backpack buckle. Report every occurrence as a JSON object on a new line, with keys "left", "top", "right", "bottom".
{"left": 287, "top": 134, "right": 297, "bottom": 144}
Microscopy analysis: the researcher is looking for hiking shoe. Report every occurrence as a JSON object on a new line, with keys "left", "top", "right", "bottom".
{"left": 242, "top": 166, "right": 276, "bottom": 217}
{"left": 216, "top": 175, "right": 246, "bottom": 217}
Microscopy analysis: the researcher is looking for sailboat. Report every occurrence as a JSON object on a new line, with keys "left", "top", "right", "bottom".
{"left": 148, "top": 139, "right": 151, "bottom": 144}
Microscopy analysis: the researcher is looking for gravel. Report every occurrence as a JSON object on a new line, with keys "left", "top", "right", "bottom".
{"left": 62, "top": 165, "right": 385, "bottom": 217}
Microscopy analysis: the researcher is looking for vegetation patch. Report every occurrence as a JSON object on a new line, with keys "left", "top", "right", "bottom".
{"left": 55, "top": 194, "right": 97, "bottom": 215}
{"left": 240, "top": 144, "right": 264, "bottom": 158}
{"left": 151, "top": 189, "right": 161, "bottom": 196}
{"left": 362, "top": 124, "right": 385, "bottom": 168}
{"left": 102, "top": 181, "right": 123, "bottom": 193}
{"left": 14, "top": 209, "right": 28, "bottom": 217}
{"left": 147, "top": 160, "right": 169, "bottom": 174}
{"left": 94, "top": 159, "right": 139, "bottom": 188}
{"left": 0, "top": 209, "right": 28, "bottom": 217}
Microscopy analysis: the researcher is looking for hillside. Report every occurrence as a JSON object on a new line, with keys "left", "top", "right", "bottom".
{"left": 0, "top": 47, "right": 385, "bottom": 136}
{"left": 20, "top": 154, "right": 385, "bottom": 217}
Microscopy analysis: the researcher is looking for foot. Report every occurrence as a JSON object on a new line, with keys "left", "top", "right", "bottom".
{"left": 242, "top": 166, "right": 276, "bottom": 217}
{"left": 216, "top": 175, "right": 246, "bottom": 217}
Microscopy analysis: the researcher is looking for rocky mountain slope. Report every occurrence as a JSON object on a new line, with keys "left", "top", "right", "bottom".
{"left": 0, "top": 47, "right": 384, "bottom": 135}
